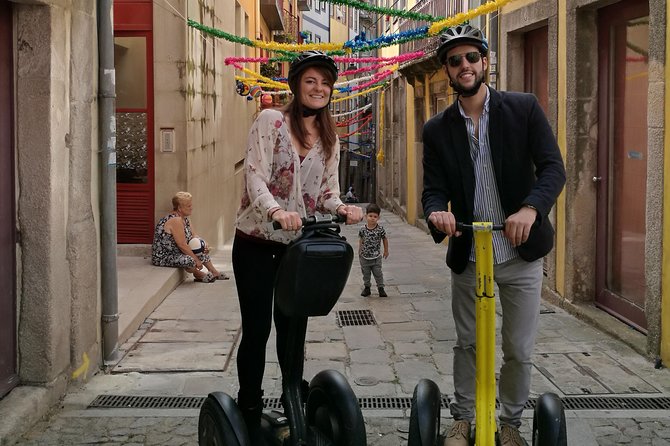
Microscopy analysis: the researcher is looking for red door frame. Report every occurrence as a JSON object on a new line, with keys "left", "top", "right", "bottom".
{"left": 114, "top": 0, "right": 154, "bottom": 243}
{"left": 0, "top": 0, "right": 18, "bottom": 398}
{"left": 596, "top": 0, "right": 649, "bottom": 332}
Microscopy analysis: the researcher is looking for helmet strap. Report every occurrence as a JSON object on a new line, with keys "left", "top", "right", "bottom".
{"left": 302, "top": 106, "right": 325, "bottom": 117}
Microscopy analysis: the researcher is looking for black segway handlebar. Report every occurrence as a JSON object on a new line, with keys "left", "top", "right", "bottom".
{"left": 456, "top": 222, "right": 505, "bottom": 232}
{"left": 272, "top": 213, "right": 347, "bottom": 230}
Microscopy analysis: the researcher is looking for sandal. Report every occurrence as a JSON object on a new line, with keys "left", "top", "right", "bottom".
{"left": 194, "top": 272, "right": 215, "bottom": 283}
{"left": 214, "top": 272, "right": 229, "bottom": 280}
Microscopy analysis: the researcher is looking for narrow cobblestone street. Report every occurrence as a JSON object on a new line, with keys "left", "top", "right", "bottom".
{"left": 15, "top": 211, "right": 670, "bottom": 445}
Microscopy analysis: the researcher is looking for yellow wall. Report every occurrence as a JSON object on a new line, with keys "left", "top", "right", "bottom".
{"left": 662, "top": 1, "right": 670, "bottom": 364}
{"left": 329, "top": 18, "right": 348, "bottom": 44}
{"left": 555, "top": 0, "right": 567, "bottom": 296}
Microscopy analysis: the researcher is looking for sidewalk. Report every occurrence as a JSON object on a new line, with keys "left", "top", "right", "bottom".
{"left": 13, "top": 210, "right": 670, "bottom": 445}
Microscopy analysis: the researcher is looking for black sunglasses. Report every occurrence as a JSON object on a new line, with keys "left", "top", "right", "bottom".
{"left": 447, "top": 51, "right": 482, "bottom": 68}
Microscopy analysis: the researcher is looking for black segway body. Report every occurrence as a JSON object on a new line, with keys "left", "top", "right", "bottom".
{"left": 269, "top": 215, "right": 364, "bottom": 446}
{"left": 274, "top": 222, "right": 353, "bottom": 317}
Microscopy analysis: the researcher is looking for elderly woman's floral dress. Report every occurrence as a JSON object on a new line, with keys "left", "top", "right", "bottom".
{"left": 151, "top": 213, "right": 210, "bottom": 268}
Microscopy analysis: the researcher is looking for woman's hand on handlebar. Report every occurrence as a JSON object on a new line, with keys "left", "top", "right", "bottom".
{"left": 272, "top": 209, "right": 303, "bottom": 231}
{"left": 337, "top": 204, "right": 364, "bottom": 225}
{"left": 428, "top": 211, "right": 461, "bottom": 237}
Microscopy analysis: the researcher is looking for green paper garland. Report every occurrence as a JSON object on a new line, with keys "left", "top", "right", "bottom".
{"left": 324, "top": 0, "right": 444, "bottom": 22}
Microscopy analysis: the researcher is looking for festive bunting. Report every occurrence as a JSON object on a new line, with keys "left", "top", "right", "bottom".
{"left": 377, "top": 88, "right": 385, "bottom": 165}
{"left": 332, "top": 103, "right": 373, "bottom": 118}
{"left": 340, "top": 116, "right": 372, "bottom": 138}
{"left": 324, "top": 0, "right": 444, "bottom": 22}
{"left": 188, "top": 0, "right": 515, "bottom": 54}
{"left": 331, "top": 83, "right": 386, "bottom": 104}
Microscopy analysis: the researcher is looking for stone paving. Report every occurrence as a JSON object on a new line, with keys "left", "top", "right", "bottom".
{"left": 14, "top": 209, "right": 670, "bottom": 445}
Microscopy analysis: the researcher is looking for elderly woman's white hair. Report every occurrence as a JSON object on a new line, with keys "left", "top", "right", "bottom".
{"left": 172, "top": 191, "right": 192, "bottom": 210}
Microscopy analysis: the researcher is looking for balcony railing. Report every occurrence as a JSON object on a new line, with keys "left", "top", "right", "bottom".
{"left": 273, "top": 9, "right": 301, "bottom": 43}
{"left": 261, "top": 0, "right": 285, "bottom": 31}
{"left": 399, "top": 0, "right": 463, "bottom": 57}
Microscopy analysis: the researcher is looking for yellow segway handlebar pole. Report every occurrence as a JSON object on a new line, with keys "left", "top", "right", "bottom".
{"left": 457, "top": 222, "right": 504, "bottom": 446}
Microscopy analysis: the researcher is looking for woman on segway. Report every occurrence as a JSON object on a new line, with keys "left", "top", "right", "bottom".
{"left": 232, "top": 50, "right": 363, "bottom": 445}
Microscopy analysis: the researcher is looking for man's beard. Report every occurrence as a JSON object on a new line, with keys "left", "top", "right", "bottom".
{"left": 449, "top": 70, "right": 485, "bottom": 97}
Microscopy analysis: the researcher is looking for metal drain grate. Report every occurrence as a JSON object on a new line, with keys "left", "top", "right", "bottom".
{"left": 336, "top": 309, "right": 377, "bottom": 327}
{"left": 88, "top": 394, "right": 670, "bottom": 411}
{"left": 359, "top": 396, "right": 412, "bottom": 410}
{"left": 560, "top": 396, "right": 670, "bottom": 411}
{"left": 89, "top": 395, "right": 205, "bottom": 409}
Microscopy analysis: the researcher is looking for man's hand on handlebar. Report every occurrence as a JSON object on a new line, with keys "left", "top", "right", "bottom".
{"left": 503, "top": 207, "right": 537, "bottom": 247}
{"left": 337, "top": 204, "right": 364, "bottom": 225}
{"left": 428, "top": 211, "right": 462, "bottom": 237}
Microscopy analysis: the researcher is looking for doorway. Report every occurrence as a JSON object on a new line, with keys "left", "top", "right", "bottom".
{"left": 114, "top": 31, "right": 154, "bottom": 243}
{"left": 596, "top": 0, "right": 649, "bottom": 332}
{"left": 0, "top": 0, "right": 18, "bottom": 398}
{"left": 114, "top": 0, "right": 154, "bottom": 244}
{"left": 523, "top": 26, "right": 548, "bottom": 114}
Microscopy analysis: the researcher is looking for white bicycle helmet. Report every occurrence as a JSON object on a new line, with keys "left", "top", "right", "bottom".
{"left": 436, "top": 24, "right": 489, "bottom": 65}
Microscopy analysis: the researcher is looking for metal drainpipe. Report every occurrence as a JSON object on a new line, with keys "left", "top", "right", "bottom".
{"left": 98, "top": 0, "right": 119, "bottom": 363}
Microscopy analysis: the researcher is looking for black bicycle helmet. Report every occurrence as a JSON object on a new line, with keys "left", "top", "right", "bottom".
{"left": 436, "top": 24, "right": 489, "bottom": 65}
{"left": 288, "top": 50, "right": 338, "bottom": 93}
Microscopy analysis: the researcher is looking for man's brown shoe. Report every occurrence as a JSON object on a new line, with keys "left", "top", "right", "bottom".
{"left": 443, "top": 420, "right": 470, "bottom": 446}
{"left": 499, "top": 424, "right": 527, "bottom": 446}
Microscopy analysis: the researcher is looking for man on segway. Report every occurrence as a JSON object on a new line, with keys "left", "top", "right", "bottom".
{"left": 421, "top": 24, "right": 566, "bottom": 446}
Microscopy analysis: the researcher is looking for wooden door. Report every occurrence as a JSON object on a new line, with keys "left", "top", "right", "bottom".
{"left": 114, "top": 1, "right": 154, "bottom": 243}
{"left": 0, "top": 0, "right": 18, "bottom": 398}
{"left": 596, "top": 0, "right": 649, "bottom": 332}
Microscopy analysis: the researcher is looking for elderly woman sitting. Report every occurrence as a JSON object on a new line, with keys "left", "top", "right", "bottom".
{"left": 151, "top": 191, "right": 228, "bottom": 283}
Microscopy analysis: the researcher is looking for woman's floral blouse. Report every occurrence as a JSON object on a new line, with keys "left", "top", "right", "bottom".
{"left": 235, "top": 108, "right": 344, "bottom": 244}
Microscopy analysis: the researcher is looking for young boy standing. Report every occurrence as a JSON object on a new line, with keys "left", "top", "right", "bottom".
{"left": 358, "top": 203, "right": 389, "bottom": 297}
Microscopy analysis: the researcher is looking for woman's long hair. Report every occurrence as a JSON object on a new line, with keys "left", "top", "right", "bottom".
{"left": 283, "top": 66, "right": 338, "bottom": 160}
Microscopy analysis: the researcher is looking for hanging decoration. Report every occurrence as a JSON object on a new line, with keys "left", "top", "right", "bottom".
{"left": 224, "top": 52, "right": 424, "bottom": 68}
{"left": 235, "top": 80, "right": 251, "bottom": 97}
{"left": 188, "top": 0, "right": 515, "bottom": 54}
{"left": 337, "top": 67, "right": 397, "bottom": 93}
{"left": 340, "top": 116, "right": 373, "bottom": 138}
{"left": 323, "top": 0, "right": 444, "bottom": 22}
{"left": 332, "top": 103, "right": 373, "bottom": 118}
{"left": 377, "top": 88, "right": 385, "bottom": 166}
{"left": 331, "top": 83, "right": 386, "bottom": 104}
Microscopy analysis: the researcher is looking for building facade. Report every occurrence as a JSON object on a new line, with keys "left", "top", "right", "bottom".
{"left": 1, "top": 0, "right": 260, "bottom": 441}
{"left": 380, "top": 0, "right": 669, "bottom": 364}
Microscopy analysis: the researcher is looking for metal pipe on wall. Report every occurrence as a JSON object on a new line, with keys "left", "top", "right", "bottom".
{"left": 97, "top": 0, "right": 119, "bottom": 363}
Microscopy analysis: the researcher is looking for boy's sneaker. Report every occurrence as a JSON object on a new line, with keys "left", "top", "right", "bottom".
{"left": 361, "top": 286, "right": 371, "bottom": 297}
{"left": 378, "top": 287, "right": 388, "bottom": 297}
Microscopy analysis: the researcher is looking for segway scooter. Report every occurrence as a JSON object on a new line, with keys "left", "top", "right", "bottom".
{"left": 198, "top": 214, "right": 367, "bottom": 446}
{"left": 408, "top": 222, "right": 566, "bottom": 446}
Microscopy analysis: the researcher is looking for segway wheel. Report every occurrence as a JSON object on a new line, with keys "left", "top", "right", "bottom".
{"left": 198, "top": 392, "right": 249, "bottom": 446}
{"left": 305, "top": 369, "right": 366, "bottom": 446}
{"left": 532, "top": 392, "right": 567, "bottom": 446}
{"left": 408, "top": 379, "right": 442, "bottom": 446}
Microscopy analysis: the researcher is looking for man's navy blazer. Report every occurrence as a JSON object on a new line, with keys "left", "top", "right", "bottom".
{"left": 421, "top": 87, "right": 566, "bottom": 274}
